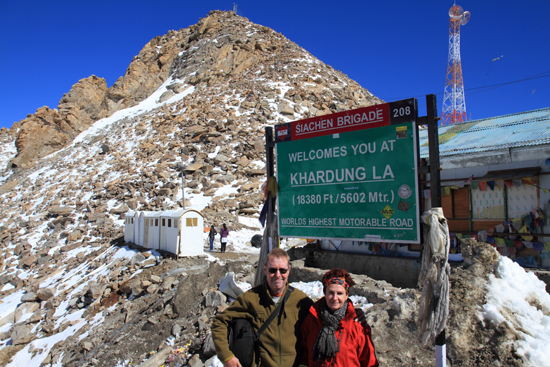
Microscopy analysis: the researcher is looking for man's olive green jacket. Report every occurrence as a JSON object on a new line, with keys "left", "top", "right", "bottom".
{"left": 212, "top": 282, "right": 313, "bottom": 367}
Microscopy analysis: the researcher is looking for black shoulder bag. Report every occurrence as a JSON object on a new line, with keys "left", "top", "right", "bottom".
{"left": 227, "top": 286, "right": 294, "bottom": 367}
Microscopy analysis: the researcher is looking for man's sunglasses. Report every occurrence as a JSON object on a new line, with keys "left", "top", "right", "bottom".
{"left": 268, "top": 267, "right": 289, "bottom": 274}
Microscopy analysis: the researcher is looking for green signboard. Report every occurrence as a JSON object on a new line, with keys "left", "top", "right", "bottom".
{"left": 276, "top": 121, "right": 420, "bottom": 243}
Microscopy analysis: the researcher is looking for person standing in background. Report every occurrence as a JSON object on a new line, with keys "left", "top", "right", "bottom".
{"left": 208, "top": 224, "right": 217, "bottom": 252}
{"left": 220, "top": 223, "right": 229, "bottom": 253}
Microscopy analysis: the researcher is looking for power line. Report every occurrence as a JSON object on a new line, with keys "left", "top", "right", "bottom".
{"left": 411, "top": 84, "right": 549, "bottom": 119}
{"left": 466, "top": 72, "right": 550, "bottom": 96}
{"left": 381, "top": 70, "right": 550, "bottom": 101}
{"left": 467, "top": 85, "right": 550, "bottom": 106}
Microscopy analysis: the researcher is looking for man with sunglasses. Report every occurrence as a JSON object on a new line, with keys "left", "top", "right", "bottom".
{"left": 212, "top": 248, "right": 313, "bottom": 367}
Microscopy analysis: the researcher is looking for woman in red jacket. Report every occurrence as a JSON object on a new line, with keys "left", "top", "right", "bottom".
{"left": 300, "top": 268, "right": 378, "bottom": 367}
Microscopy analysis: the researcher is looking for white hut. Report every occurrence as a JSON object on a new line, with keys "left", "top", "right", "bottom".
{"left": 137, "top": 211, "right": 157, "bottom": 248}
{"left": 159, "top": 209, "right": 180, "bottom": 252}
{"left": 133, "top": 211, "right": 141, "bottom": 246}
{"left": 176, "top": 209, "right": 204, "bottom": 256}
{"left": 124, "top": 208, "right": 204, "bottom": 257}
{"left": 142, "top": 212, "right": 163, "bottom": 250}
{"left": 158, "top": 209, "right": 204, "bottom": 256}
{"left": 124, "top": 211, "right": 136, "bottom": 243}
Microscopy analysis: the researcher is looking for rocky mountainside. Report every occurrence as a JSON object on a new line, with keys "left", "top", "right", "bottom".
{"left": 0, "top": 8, "right": 383, "bottom": 280}
{"left": 0, "top": 9, "right": 382, "bottom": 365}
{"left": 8, "top": 10, "right": 380, "bottom": 170}
{"left": 0, "top": 10, "right": 546, "bottom": 367}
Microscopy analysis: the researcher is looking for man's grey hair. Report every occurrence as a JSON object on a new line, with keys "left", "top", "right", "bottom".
{"left": 265, "top": 248, "right": 290, "bottom": 266}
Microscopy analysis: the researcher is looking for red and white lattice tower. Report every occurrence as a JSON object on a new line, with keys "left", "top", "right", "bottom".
{"left": 441, "top": 4, "right": 470, "bottom": 125}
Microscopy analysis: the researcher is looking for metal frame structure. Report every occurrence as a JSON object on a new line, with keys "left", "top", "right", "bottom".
{"left": 441, "top": 5, "right": 469, "bottom": 126}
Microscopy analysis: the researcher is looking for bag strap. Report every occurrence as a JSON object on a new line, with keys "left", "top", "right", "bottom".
{"left": 254, "top": 286, "right": 294, "bottom": 341}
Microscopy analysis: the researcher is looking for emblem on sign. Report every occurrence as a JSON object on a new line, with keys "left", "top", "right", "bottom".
{"left": 396, "top": 126, "right": 407, "bottom": 139}
{"left": 275, "top": 123, "right": 292, "bottom": 142}
{"left": 398, "top": 200, "right": 410, "bottom": 212}
{"left": 277, "top": 126, "right": 288, "bottom": 139}
{"left": 381, "top": 205, "right": 394, "bottom": 219}
{"left": 398, "top": 184, "right": 412, "bottom": 199}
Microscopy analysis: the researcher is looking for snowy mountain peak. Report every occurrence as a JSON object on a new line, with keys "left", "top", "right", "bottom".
{"left": 7, "top": 10, "right": 381, "bottom": 170}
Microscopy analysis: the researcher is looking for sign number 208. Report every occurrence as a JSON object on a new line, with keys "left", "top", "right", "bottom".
{"left": 393, "top": 106, "right": 411, "bottom": 118}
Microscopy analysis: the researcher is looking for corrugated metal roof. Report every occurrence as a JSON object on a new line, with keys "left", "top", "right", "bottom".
{"left": 419, "top": 107, "right": 550, "bottom": 158}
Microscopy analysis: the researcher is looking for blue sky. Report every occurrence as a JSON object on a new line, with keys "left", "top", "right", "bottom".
{"left": 1, "top": 0, "right": 549, "bottom": 129}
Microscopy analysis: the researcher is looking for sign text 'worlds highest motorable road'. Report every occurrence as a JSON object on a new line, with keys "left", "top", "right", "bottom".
{"left": 274, "top": 99, "right": 421, "bottom": 243}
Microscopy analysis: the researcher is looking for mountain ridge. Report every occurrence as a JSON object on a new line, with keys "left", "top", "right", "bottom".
{"left": 0, "top": 14, "right": 383, "bottom": 364}
{"left": 7, "top": 10, "right": 381, "bottom": 170}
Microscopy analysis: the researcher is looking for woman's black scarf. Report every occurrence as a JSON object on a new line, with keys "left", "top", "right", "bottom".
{"left": 312, "top": 299, "right": 349, "bottom": 364}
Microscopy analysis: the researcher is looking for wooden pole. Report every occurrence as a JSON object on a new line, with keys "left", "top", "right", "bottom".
{"left": 426, "top": 94, "right": 446, "bottom": 367}
{"left": 254, "top": 127, "right": 276, "bottom": 286}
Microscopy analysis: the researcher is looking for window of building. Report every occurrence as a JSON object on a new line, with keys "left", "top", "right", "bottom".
{"left": 186, "top": 218, "right": 198, "bottom": 227}
{"left": 442, "top": 186, "right": 470, "bottom": 219}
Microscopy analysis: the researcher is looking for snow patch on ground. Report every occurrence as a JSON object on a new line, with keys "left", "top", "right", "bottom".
{"left": 482, "top": 256, "right": 550, "bottom": 366}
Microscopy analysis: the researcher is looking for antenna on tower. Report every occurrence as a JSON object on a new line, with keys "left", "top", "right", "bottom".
{"left": 441, "top": 4, "right": 471, "bottom": 125}
{"left": 233, "top": 3, "right": 238, "bottom": 14}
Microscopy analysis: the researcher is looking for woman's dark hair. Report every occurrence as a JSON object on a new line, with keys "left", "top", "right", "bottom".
{"left": 321, "top": 268, "right": 355, "bottom": 293}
